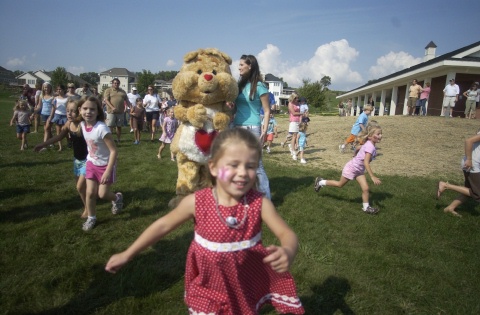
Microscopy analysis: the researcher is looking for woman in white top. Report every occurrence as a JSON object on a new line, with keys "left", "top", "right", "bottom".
{"left": 143, "top": 85, "right": 160, "bottom": 141}
{"left": 51, "top": 85, "right": 69, "bottom": 151}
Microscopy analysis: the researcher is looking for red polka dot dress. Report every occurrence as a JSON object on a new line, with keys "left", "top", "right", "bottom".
{"left": 184, "top": 188, "right": 304, "bottom": 315}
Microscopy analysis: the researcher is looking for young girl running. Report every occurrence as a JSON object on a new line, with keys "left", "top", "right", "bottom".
{"left": 79, "top": 96, "right": 123, "bottom": 231}
{"left": 36, "top": 82, "right": 55, "bottom": 145}
{"left": 296, "top": 122, "right": 308, "bottom": 164}
{"left": 437, "top": 128, "right": 480, "bottom": 217}
{"left": 106, "top": 128, "right": 304, "bottom": 314}
{"left": 157, "top": 108, "right": 177, "bottom": 160}
{"left": 34, "top": 99, "right": 89, "bottom": 218}
{"left": 130, "top": 98, "right": 145, "bottom": 144}
{"left": 51, "top": 85, "right": 69, "bottom": 151}
{"left": 10, "top": 100, "right": 31, "bottom": 150}
{"left": 314, "top": 125, "right": 383, "bottom": 214}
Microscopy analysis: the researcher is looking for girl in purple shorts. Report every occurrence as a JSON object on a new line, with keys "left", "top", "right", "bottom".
{"left": 314, "top": 125, "right": 383, "bottom": 214}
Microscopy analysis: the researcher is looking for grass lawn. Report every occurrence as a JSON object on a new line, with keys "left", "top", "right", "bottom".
{"left": 1, "top": 88, "right": 480, "bottom": 314}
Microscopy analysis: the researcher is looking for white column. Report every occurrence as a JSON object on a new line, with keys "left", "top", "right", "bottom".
{"left": 403, "top": 83, "right": 410, "bottom": 115}
{"left": 390, "top": 86, "right": 398, "bottom": 116}
{"left": 380, "top": 90, "right": 386, "bottom": 116}
{"left": 356, "top": 97, "right": 362, "bottom": 116}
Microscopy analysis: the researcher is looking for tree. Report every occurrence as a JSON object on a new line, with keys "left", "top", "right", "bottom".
{"left": 320, "top": 76, "right": 331, "bottom": 90}
{"left": 79, "top": 72, "right": 100, "bottom": 86}
{"left": 136, "top": 70, "right": 155, "bottom": 95}
{"left": 50, "top": 67, "right": 69, "bottom": 89}
{"left": 155, "top": 71, "right": 178, "bottom": 81}
{"left": 295, "top": 79, "right": 326, "bottom": 109}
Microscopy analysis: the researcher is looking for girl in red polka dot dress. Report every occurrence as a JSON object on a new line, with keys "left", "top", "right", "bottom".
{"left": 106, "top": 128, "right": 304, "bottom": 314}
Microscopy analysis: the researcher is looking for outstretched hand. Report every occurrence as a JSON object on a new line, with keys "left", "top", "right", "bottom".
{"left": 105, "top": 252, "right": 130, "bottom": 274}
{"left": 371, "top": 176, "right": 381, "bottom": 185}
{"left": 263, "top": 245, "right": 292, "bottom": 273}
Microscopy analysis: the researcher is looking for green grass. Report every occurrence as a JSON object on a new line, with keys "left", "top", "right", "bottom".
{"left": 1, "top": 88, "right": 480, "bottom": 314}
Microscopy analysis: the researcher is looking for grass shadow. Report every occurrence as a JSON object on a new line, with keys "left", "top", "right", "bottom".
{"left": 35, "top": 231, "right": 192, "bottom": 315}
{"left": 301, "top": 276, "right": 355, "bottom": 314}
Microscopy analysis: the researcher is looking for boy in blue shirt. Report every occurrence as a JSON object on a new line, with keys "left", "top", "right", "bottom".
{"left": 339, "top": 104, "right": 373, "bottom": 153}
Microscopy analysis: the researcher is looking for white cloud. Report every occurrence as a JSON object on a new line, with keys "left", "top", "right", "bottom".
{"left": 68, "top": 66, "right": 85, "bottom": 75}
{"left": 166, "top": 59, "right": 176, "bottom": 67}
{"left": 369, "top": 51, "right": 422, "bottom": 79}
{"left": 6, "top": 56, "right": 26, "bottom": 67}
{"left": 231, "top": 40, "right": 363, "bottom": 89}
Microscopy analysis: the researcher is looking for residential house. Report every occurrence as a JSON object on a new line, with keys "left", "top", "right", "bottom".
{"left": 98, "top": 68, "right": 137, "bottom": 93}
{"left": 16, "top": 70, "right": 89, "bottom": 88}
{"left": 337, "top": 41, "right": 480, "bottom": 117}
{"left": 0, "top": 67, "right": 17, "bottom": 86}
{"left": 154, "top": 79, "right": 173, "bottom": 99}
{"left": 264, "top": 73, "right": 296, "bottom": 107}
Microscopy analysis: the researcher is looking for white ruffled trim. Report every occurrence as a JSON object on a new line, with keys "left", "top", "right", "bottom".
{"left": 256, "top": 292, "right": 303, "bottom": 309}
{"left": 194, "top": 232, "right": 262, "bottom": 252}
{"left": 188, "top": 308, "right": 215, "bottom": 315}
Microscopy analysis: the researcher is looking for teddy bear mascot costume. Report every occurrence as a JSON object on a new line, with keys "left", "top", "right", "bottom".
{"left": 169, "top": 48, "right": 238, "bottom": 208}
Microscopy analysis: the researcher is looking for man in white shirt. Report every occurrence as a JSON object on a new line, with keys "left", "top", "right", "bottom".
{"left": 127, "top": 87, "right": 140, "bottom": 132}
{"left": 442, "top": 78, "right": 460, "bottom": 118}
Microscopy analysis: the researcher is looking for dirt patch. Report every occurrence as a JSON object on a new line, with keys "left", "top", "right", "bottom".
{"left": 269, "top": 115, "right": 479, "bottom": 179}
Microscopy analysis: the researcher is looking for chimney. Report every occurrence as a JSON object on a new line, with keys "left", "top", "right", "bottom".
{"left": 424, "top": 41, "right": 437, "bottom": 61}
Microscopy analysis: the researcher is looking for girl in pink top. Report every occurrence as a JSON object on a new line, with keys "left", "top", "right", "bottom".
{"left": 314, "top": 125, "right": 383, "bottom": 214}
{"left": 282, "top": 93, "right": 302, "bottom": 160}
{"left": 419, "top": 82, "right": 431, "bottom": 116}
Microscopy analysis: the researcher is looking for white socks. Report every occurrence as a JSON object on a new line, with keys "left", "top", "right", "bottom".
{"left": 362, "top": 203, "right": 369, "bottom": 211}
{"left": 319, "top": 179, "right": 327, "bottom": 186}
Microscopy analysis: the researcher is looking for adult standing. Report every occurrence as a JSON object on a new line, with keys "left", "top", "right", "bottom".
{"left": 463, "top": 83, "right": 478, "bottom": 119}
{"left": 346, "top": 99, "right": 353, "bottom": 116}
{"left": 127, "top": 87, "right": 140, "bottom": 132}
{"left": 442, "top": 79, "right": 460, "bottom": 118}
{"left": 104, "top": 78, "right": 131, "bottom": 143}
{"left": 76, "top": 84, "right": 92, "bottom": 97}
{"left": 233, "top": 54, "right": 271, "bottom": 199}
{"left": 286, "top": 93, "right": 302, "bottom": 160}
{"left": 66, "top": 83, "right": 81, "bottom": 100}
{"left": 143, "top": 85, "right": 160, "bottom": 142}
{"left": 407, "top": 79, "right": 423, "bottom": 116}
{"left": 21, "top": 84, "right": 36, "bottom": 110}
{"left": 418, "top": 82, "right": 431, "bottom": 116}
{"left": 91, "top": 87, "right": 101, "bottom": 100}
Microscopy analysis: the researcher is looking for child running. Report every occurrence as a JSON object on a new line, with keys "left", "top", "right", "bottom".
{"left": 437, "top": 128, "right": 480, "bottom": 217}
{"left": 157, "top": 108, "right": 177, "bottom": 160}
{"left": 79, "top": 96, "right": 123, "bottom": 231}
{"left": 262, "top": 113, "right": 278, "bottom": 153}
{"left": 34, "top": 98, "right": 88, "bottom": 218}
{"left": 51, "top": 85, "right": 69, "bottom": 151}
{"left": 130, "top": 98, "right": 145, "bottom": 144}
{"left": 296, "top": 122, "right": 308, "bottom": 164}
{"left": 10, "top": 99, "right": 31, "bottom": 150}
{"left": 339, "top": 104, "right": 373, "bottom": 153}
{"left": 315, "top": 124, "right": 383, "bottom": 214}
{"left": 105, "top": 128, "right": 304, "bottom": 314}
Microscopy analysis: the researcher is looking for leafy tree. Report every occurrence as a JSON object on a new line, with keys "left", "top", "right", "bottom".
{"left": 136, "top": 70, "right": 155, "bottom": 95}
{"left": 155, "top": 71, "right": 178, "bottom": 81}
{"left": 295, "top": 79, "right": 326, "bottom": 109}
{"left": 79, "top": 72, "right": 100, "bottom": 86}
{"left": 50, "top": 67, "right": 69, "bottom": 89}
{"left": 320, "top": 76, "right": 331, "bottom": 90}
{"left": 13, "top": 70, "right": 23, "bottom": 77}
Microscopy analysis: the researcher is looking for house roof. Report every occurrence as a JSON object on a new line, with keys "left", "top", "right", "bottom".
{"left": 100, "top": 68, "right": 136, "bottom": 77}
{"left": 265, "top": 73, "right": 282, "bottom": 82}
{"left": 346, "top": 40, "right": 480, "bottom": 94}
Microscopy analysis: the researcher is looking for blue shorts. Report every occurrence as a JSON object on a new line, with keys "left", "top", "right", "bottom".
{"left": 73, "top": 158, "right": 87, "bottom": 177}
{"left": 40, "top": 114, "right": 50, "bottom": 122}
{"left": 51, "top": 114, "right": 67, "bottom": 125}
{"left": 16, "top": 125, "right": 30, "bottom": 134}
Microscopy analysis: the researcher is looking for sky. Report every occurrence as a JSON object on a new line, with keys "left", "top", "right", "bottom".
{"left": 1, "top": 0, "right": 478, "bottom": 91}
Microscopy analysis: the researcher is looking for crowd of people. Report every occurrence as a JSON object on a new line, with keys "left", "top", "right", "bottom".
{"left": 9, "top": 62, "right": 480, "bottom": 314}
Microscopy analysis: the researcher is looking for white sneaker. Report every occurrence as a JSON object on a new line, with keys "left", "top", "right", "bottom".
{"left": 266, "top": 147, "right": 270, "bottom": 153}
{"left": 292, "top": 154, "right": 297, "bottom": 161}
{"left": 130, "top": 129, "right": 134, "bottom": 133}
{"left": 339, "top": 144, "right": 345, "bottom": 153}
{"left": 300, "top": 159, "right": 306, "bottom": 164}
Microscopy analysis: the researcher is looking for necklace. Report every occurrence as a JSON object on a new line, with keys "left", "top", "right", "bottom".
{"left": 212, "top": 188, "right": 249, "bottom": 229}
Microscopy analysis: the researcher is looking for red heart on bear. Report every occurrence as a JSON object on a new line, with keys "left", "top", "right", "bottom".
{"left": 195, "top": 129, "right": 218, "bottom": 154}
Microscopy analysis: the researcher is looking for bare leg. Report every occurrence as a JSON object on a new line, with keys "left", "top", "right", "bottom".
{"left": 444, "top": 195, "right": 467, "bottom": 217}
{"left": 355, "top": 175, "right": 370, "bottom": 203}
{"left": 116, "top": 126, "right": 121, "bottom": 142}
{"left": 56, "top": 125, "right": 63, "bottom": 151}
{"left": 85, "top": 179, "right": 99, "bottom": 217}
{"left": 158, "top": 142, "right": 165, "bottom": 159}
{"left": 76, "top": 175, "right": 87, "bottom": 218}
{"left": 325, "top": 176, "right": 350, "bottom": 188}
{"left": 151, "top": 119, "right": 157, "bottom": 141}
{"left": 98, "top": 183, "right": 116, "bottom": 202}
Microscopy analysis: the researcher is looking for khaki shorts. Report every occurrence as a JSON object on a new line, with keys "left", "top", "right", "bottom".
{"left": 106, "top": 113, "right": 124, "bottom": 127}
{"left": 407, "top": 97, "right": 418, "bottom": 108}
